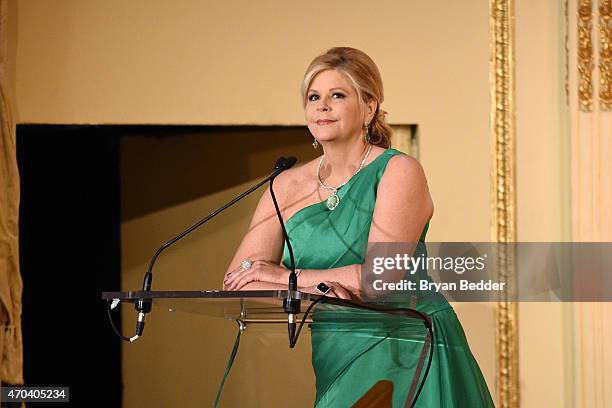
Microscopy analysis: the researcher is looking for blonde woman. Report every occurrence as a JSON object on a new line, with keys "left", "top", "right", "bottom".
{"left": 224, "top": 47, "right": 494, "bottom": 407}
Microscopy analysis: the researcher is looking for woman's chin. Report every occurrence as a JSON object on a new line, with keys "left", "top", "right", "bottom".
{"left": 313, "top": 133, "right": 347, "bottom": 143}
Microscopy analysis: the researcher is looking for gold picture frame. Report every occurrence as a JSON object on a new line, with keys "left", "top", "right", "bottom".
{"left": 490, "top": 0, "right": 519, "bottom": 407}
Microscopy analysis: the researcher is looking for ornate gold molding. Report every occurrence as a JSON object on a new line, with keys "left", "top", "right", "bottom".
{"left": 600, "top": 0, "right": 612, "bottom": 110}
{"left": 578, "top": 0, "right": 594, "bottom": 112}
{"left": 566, "top": 0, "right": 571, "bottom": 107}
{"left": 490, "top": 0, "right": 519, "bottom": 407}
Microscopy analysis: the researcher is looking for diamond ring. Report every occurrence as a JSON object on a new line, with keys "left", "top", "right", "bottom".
{"left": 241, "top": 260, "right": 252, "bottom": 270}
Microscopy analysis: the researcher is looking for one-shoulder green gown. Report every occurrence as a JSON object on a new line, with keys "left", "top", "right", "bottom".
{"left": 282, "top": 149, "right": 494, "bottom": 407}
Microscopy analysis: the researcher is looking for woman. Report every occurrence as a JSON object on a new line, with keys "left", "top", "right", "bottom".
{"left": 223, "top": 47, "right": 494, "bottom": 407}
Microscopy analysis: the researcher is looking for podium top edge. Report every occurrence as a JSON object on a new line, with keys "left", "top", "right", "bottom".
{"left": 100, "top": 289, "right": 310, "bottom": 300}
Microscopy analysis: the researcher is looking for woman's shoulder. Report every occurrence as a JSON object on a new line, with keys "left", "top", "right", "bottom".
{"left": 277, "top": 156, "right": 317, "bottom": 183}
{"left": 383, "top": 151, "right": 428, "bottom": 183}
{"left": 378, "top": 150, "right": 433, "bottom": 215}
{"left": 272, "top": 156, "right": 319, "bottom": 198}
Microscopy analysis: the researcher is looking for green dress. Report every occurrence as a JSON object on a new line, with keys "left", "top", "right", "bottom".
{"left": 282, "top": 149, "right": 494, "bottom": 407}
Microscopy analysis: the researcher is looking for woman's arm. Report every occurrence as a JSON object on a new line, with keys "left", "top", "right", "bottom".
{"left": 226, "top": 262, "right": 360, "bottom": 294}
{"left": 222, "top": 172, "right": 291, "bottom": 290}
{"left": 240, "top": 281, "right": 352, "bottom": 299}
{"left": 369, "top": 154, "right": 433, "bottom": 242}
{"left": 225, "top": 154, "right": 433, "bottom": 297}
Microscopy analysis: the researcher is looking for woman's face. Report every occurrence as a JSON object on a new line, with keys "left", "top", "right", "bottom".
{"left": 305, "top": 69, "right": 369, "bottom": 145}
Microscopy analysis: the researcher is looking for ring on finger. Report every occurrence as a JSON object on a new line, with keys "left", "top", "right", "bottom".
{"left": 241, "top": 259, "right": 252, "bottom": 270}
{"left": 316, "top": 282, "right": 331, "bottom": 295}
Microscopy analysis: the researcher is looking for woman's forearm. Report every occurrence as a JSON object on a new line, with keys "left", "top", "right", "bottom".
{"left": 238, "top": 264, "right": 362, "bottom": 293}
{"left": 223, "top": 262, "right": 363, "bottom": 297}
{"left": 289, "top": 263, "right": 361, "bottom": 294}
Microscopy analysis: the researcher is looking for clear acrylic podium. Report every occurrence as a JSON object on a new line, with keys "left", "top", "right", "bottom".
{"left": 102, "top": 290, "right": 321, "bottom": 325}
{"left": 101, "top": 289, "right": 431, "bottom": 327}
{"left": 101, "top": 290, "right": 433, "bottom": 407}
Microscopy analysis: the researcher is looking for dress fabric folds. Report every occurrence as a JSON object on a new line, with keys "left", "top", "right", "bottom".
{"left": 282, "top": 149, "right": 495, "bottom": 407}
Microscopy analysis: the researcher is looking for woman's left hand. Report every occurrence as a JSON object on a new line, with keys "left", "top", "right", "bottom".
{"left": 300, "top": 281, "right": 352, "bottom": 300}
{"left": 224, "top": 260, "right": 287, "bottom": 291}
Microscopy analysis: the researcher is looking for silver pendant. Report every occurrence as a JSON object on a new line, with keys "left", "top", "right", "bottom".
{"left": 326, "top": 191, "right": 340, "bottom": 211}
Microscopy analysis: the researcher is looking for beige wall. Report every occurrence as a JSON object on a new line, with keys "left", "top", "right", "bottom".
{"left": 15, "top": 1, "right": 492, "bottom": 238}
{"left": 16, "top": 1, "right": 497, "bottom": 406}
{"left": 515, "top": 0, "right": 573, "bottom": 407}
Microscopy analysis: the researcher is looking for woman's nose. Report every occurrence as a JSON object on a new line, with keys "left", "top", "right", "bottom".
{"left": 317, "top": 100, "right": 330, "bottom": 111}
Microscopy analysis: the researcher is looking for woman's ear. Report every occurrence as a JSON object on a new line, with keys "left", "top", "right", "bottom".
{"left": 367, "top": 99, "right": 377, "bottom": 123}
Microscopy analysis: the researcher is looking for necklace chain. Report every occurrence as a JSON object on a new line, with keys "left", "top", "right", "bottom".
{"left": 316, "top": 144, "right": 373, "bottom": 193}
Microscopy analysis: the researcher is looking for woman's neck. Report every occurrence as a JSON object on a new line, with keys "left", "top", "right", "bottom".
{"left": 319, "top": 140, "right": 371, "bottom": 186}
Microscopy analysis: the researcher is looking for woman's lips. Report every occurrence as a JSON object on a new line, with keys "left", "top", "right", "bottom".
{"left": 316, "top": 120, "right": 336, "bottom": 125}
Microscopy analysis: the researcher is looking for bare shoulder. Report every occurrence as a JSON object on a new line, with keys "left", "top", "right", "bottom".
{"left": 383, "top": 154, "right": 429, "bottom": 187}
{"left": 378, "top": 153, "right": 434, "bottom": 215}
{"left": 268, "top": 156, "right": 320, "bottom": 209}
{"left": 273, "top": 157, "right": 316, "bottom": 192}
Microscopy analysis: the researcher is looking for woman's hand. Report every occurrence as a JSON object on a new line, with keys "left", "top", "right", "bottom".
{"left": 299, "top": 281, "right": 352, "bottom": 300}
{"left": 224, "top": 260, "right": 287, "bottom": 291}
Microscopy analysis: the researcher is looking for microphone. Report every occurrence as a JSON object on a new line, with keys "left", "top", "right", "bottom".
{"left": 267, "top": 155, "right": 300, "bottom": 346}
{"left": 130, "top": 156, "right": 294, "bottom": 342}
{"left": 274, "top": 157, "right": 286, "bottom": 170}
{"left": 282, "top": 156, "right": 297, "bottom": 169}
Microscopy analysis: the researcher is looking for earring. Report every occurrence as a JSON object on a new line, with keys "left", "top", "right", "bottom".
{"left": 364, "top": 123, "right": 372, "bottom": 144}
{"left": 312, "top": 138, "right": 319, "bottom": 149}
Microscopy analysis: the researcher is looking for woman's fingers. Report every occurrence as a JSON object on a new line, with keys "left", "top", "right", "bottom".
{"left": 223, "top": 272, "right": 233, "bottom": 286}
{"left": 315, "top": 281, "right": 351, "bottom": 300}
{"left": 231, "top": 275, "right": 250, "bottom": 291}
{"left": 224, "top": 260, "right": 285, "bottom": 290}
{"left": 224, "top": 270, "right": 244, "bottom": 290}
{"left": 329, "top": 282, "right": 351, "bottom": 300}
{"left": 227, "top": 273, "right": 246, "bottom": 290}
{"left": 296, "top": 282, "right": 354, "bottom": 300}
{"left": 225, "top": 266, "right": 259, "bottom": 290}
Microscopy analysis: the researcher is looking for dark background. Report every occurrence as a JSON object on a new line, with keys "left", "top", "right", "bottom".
{"left": 15, "top": 124, "right": 314, "bottom": 407}
{"left": 17, "top": 125, "right": 122, "bottom": 407}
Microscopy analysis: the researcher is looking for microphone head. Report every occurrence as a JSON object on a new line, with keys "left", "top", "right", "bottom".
{"left": 274, "top": 157, "right": 286, "bottom": 170}
{"left": 283, "top": 156, "right": 298, "bottom": 169}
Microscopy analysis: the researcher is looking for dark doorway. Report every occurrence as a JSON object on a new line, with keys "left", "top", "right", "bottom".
{"left": 17, "top": 125, "right": 122, "bottom": 407}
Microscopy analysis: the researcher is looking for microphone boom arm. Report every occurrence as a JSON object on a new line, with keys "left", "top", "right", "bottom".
{"left": 131, "top": 159, "right": 291, "bottom": 341}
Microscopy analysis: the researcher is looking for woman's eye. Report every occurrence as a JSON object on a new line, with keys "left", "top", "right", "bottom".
{"left": 308, "top": 94, "right": 319, "bottom": 102}
{"left": 332, "top": 93, "right": 345, "bottom": 99}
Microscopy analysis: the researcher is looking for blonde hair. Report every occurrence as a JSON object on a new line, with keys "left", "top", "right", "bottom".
{"left": 301, "top": 47, "right": 392, "bottom": 148}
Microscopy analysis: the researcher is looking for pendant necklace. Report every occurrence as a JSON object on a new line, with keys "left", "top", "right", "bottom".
{"left": 316, "top": 144, "right": 373, "bottom": 211}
